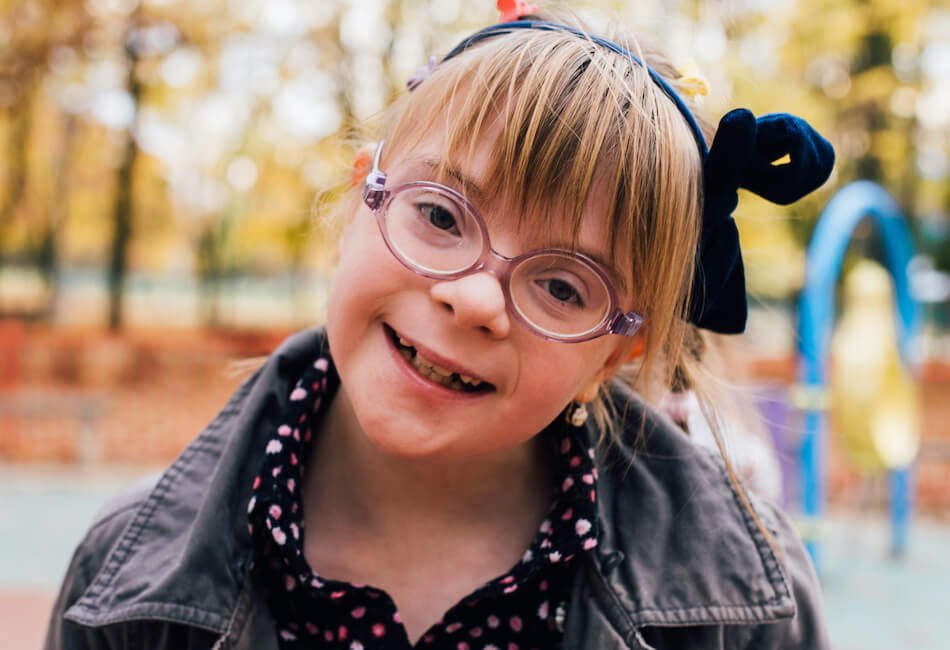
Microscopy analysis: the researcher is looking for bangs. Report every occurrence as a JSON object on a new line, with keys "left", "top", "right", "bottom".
{"left": 381, "top": 24, "right": 703, "bottom": 319}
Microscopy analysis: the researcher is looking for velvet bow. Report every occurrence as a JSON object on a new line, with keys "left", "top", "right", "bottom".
{"left": 688, "top": 109, "right": 835, "bottom": 334}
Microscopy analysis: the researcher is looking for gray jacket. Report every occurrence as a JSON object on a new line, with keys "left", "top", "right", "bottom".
{"left": 46, "top": 328, "right": 829, "bottom": 650}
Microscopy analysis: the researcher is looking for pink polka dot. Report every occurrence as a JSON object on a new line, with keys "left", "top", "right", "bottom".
{"left": 269, "top": 505, "right": 282, "bottom": 520}
{"left": 487, "top": 615, "right": 500, "bottom": 628}
{"left": 508, "top": 644, "right": 520, "bottom": 650}
{"left": 284, "top": 575, "right": 295, "bottom": 591}
{"left": 423, "top": 633, "right": 435, "bottom": 643}
{"left": 560, "top": 438, "right": 571, "bottom": 454}
{"left": 305, "top": 622, "right": 318, "bottom": 635}
{"left": 561, "top": 507, "right": 573, "bottom": 520}
{"left": 504, "top": 584, "right": 518, "bottom": 594}
{"left": 469, "top": 626, "right": 482, "bottom": 638}
{"left": 500, "top": 575, "right": 515, "bottom": 584}
{"left": 351, "top": 606, "right": 366, "bottom": 619}
{"left": 510, "top": 616, "right": 523, "bottom": 631}
{"left": 338, "top": 625, "right": 348, "bottom": 640}
{"left": 287, "top": 478, "right": 295, "bottom": 492}
{"left": 290, "top": 387, "right": 307, "bottom": 401}
{"left": 446, "top": 622, "right": 462, "bottom": 634}
{"left": 457, "top": 643, "right": 469, "bottom": 650}
{"left": 591, "top": 489, "right": 596, "bottom": 502}
{"left": 330, "top": 591, "right": 346, "bottom": 599}
{"left": 252, "top": 476, "right": 261, "bottom": 490}
{"left": 393, "top": 611, "right": 402, "bottom": 623}
{"left": 324, "top": 630, "right": 334, "bottom": 641}
{"left": 278, "top": 425, "right": 292, "bottom": 437}
{"left": 562, "top": 477, "right": 574, "bottom": 492}
{"left": 372, "top": 623, "right": 386, "bottom": 637}
{"left": 582, "top": 473, "right": 595, "bottom": 485}
{"left": 539, "top": 580, "right": 548, "bottom": 591}
{"left": 584, "top": 538, "right": 598, "bottom": 550}
{"left": 570, "top": 456, "right": 581, "bottom": 467}
{"left": 538, "top": 601, "right": 549, "bottom": 620}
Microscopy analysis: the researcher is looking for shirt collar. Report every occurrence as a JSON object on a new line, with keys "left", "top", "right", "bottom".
{"left": 248, "top": 348, "right": 601, "bottom": 598}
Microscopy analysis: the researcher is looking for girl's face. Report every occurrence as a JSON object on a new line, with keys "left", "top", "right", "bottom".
{"left": 325, "top": 131, "right": 631, "bottom": 461}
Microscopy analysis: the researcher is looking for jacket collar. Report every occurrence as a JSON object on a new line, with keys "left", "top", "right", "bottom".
{"left": 67, "top": 327, "right": 793, "bottom": 636}
{"left": 582, "top": 383, "right": 796, "bottom": 629}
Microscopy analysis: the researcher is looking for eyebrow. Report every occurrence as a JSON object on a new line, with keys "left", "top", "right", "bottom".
{"left": 414, "top": 158, "right": 489, "bottom": 207}
{"left": 408, "top": 158, "right": 628, "bottom": 295}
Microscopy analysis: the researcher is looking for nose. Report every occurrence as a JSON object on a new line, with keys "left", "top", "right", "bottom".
{"left": 429, "top": 272, "right": 511, "bottom": 339}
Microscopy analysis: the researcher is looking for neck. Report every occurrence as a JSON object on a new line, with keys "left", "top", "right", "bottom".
{"left": 303, "top": 385, "right": 554, "bottom": 543}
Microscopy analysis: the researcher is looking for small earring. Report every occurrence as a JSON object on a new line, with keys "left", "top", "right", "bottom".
{"left": 566, "top": 401, "right": 589, "bottom": 427}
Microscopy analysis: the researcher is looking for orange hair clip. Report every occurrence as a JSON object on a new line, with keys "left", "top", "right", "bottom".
{"left": 497, "top": 0, "right": 538, "bottom": 23}
{"left": 350, "top": 148, "right": 373, "bottom": 188}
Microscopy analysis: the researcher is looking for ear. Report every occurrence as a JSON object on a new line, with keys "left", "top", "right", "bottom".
{"left": 573, "top": 328, "right": 648, "bottom": 404}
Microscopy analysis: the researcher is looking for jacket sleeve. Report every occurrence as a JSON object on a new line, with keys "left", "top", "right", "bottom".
{"left": 728, "top": 498, "right": 831, "bottom": 650}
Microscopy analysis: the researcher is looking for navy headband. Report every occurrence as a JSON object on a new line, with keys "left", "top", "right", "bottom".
{"left": 415, "top": 20, "right": 835, "bottom": 334}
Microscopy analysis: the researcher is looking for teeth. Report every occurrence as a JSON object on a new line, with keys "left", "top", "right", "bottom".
{"left": 410, "top": 353, "right": 455, "bottom": 387}
{"left": 392, "top": 328, "right": 486, "bottom": 391}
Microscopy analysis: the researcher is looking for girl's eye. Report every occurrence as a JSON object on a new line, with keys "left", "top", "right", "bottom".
{"left": 420, "top": 204, "right": 459, "bottom": 232}
{"left": 538, "top": 278, "right": 585, "bottom": 307}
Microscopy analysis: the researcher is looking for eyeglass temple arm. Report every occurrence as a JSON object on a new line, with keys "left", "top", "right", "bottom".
{"left": 608, "top": 311, "right": 643, "bottom": 337}
{"left": 362, "top": 140, "right": 389, "bottom": 211}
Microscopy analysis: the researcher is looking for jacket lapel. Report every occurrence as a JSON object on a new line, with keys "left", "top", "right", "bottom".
{"left": 565, "top": 384, "right": 795, "bottom": 648}
{"left": 65, "top": 329, "right": 327, "bottom": 635}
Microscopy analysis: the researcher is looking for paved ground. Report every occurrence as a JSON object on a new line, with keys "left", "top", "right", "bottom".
{"left": 3, "top": 463, "right": 949, "bottom": 649}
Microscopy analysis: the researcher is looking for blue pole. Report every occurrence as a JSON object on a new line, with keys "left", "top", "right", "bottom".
{"left": 797, "top": 181, "right": 922, "bottom": 574}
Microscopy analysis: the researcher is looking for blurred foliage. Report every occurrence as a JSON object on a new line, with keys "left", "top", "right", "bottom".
{"left": 0, "top": 0, "right": 948, "bottom": 326}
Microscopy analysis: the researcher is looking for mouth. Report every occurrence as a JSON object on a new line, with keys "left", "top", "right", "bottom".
{"left": 384, "top": 324, "right": 495, "bottom": 394}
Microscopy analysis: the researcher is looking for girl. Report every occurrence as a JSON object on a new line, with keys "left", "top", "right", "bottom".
{"left": 47, "top": 3, "right": 834, "bottom": 649}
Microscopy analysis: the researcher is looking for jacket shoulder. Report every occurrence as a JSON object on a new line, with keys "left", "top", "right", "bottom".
{"left": 45, "top": 474, "right": 158, "bottom": 649}
{"left": 593, "top": 381, "right": 829, "bottom": 648}
{"left": 734, "top": 495, "right": 830, "bottom": 649}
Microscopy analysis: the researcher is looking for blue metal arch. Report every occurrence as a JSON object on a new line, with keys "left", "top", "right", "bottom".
{"left": 797, "top": 180, "right": 922, "bottom": 567}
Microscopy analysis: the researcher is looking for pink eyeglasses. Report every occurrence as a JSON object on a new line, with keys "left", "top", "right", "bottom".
{"left": 362, "top": 141, "right": 643, "bottom": 343}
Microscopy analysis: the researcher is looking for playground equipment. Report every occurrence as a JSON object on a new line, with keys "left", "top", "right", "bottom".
{"left": 797, "top": 181, "right": 922, "bottom": 569}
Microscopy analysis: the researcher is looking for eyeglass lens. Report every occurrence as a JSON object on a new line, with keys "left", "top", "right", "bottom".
{"left": 383, "top": 185, "right": 612, "bottom": 337}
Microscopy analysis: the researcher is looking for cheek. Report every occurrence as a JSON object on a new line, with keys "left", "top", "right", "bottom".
{"left": 516, "top": 342, "right": 613, "bottom": 410}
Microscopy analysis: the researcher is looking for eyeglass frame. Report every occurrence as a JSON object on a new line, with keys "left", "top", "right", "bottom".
{"left": 361, "top": 140, "right": 644, "bottom": 343}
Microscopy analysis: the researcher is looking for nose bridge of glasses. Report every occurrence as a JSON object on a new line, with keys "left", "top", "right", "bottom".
{"left": 480, "top": 246, "right": 516, "bottom": 284}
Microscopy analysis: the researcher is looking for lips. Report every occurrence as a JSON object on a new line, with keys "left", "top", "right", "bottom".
{"left": 384, "top": 324, "right": 494, "bottom": 393}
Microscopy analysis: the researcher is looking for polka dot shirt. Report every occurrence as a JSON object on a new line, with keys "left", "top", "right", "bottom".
{"left": 248, "top": 350, "right": 601, "bottom": 650}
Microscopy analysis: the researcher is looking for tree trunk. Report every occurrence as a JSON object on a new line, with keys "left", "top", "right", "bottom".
{"left": 0, "top": 85, "right": 35, "bottom": 244}
{"left": 107, "top": 50, "right": 141, "bottom": 330}
{"left": 43, "top": 113, "right": 78, "bottom": 320}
